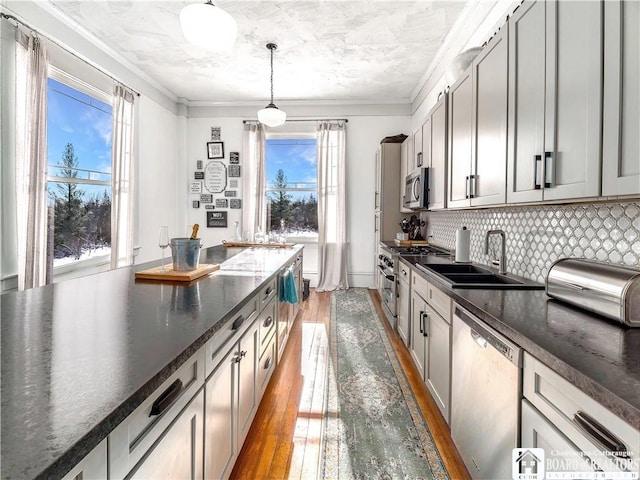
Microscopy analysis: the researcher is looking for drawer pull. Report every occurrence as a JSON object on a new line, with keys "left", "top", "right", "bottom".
{"left": 149, "top": 379, "right": 183, "bottom": 417}
{"left": 265, "top": 286, "right": 274, "bottom": 296}
{"left": 232, "top": 315, "right": 245, "bottom": 330}
{"left": 573, "top": 410, "right": 629, "bottom": 457}
{"left": 263, "top": 316, "right": 274, "bottom": 328}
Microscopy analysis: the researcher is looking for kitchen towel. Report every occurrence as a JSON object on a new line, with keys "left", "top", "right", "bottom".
{"left": 455, "top": 226, "right": 470, "bottom": 263}
{"left": 279, "top": 268, "right": 299, "bottom": 304}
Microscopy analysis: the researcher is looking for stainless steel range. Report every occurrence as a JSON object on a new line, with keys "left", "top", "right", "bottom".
{"left": 377, "top": 243, "right": 450, "bottom": 329}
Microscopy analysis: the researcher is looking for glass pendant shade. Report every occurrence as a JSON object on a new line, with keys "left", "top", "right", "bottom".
{"left": 257, "top": 104, "right": 287, "bottom": 127}
{"left": 180, "top": 2, "right": 237, "bottom": 51}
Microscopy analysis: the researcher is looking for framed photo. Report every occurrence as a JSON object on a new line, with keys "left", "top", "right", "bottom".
{"left": 230, "top": 152, "right": 239, "bottom": 164}
{"left": 230, "top": 199, "right": 242, "bottom": 209}
{"left": 192, "top": 200, "right": 200, "bottom": 209}
{"left": 200, "top": 194, "right": 213, "bottom": 203}
{"left": 228, "top": 165, "right": 240, "bottom": 177}
{"left": 207, "top": 141, "right": 224, "bottom": 159}
{"left": 229, "top": 179, "right": 238, "bottom": 188}
{"left": 205, "top": 205, "right": 215, "bottom": 210}
{"left": 211, "top": 126, "right": 221, "bottom": 141}
{"left": 224, "top": 190, "right": 237, "bottom": 197}
{"left": 204, "top": 161, "right": 227, "bottom": 193}
{"left": 207, "top": 211, "right": 227, "bottom": 228}
{"left": 215, "top": 198, "right": 228, "bottom": 208}
{"left": 194, "top": 171, "right": 204, "bottom": 180}
{"left": 196, "top": 160, "right": 203, "bottom": 170}
{"left": 189, "top": 181, "right": 202, "bottom": 194}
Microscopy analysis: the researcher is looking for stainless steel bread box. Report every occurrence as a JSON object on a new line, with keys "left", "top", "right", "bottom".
{"left": 546, "top": 258, "right": 640, "bottom": 327}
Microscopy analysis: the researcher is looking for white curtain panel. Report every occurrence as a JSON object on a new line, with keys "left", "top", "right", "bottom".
{"left": 241, "top": 123, "right": 266, "bottom": 241}
{"left": 316, "top": 121, "right": 348, "bottom": 291}
{"left": 15, "top": 28, "right": 49, "bottom": 290}
{"left": 110, "top": 83, "right": 136, "bottom": 268}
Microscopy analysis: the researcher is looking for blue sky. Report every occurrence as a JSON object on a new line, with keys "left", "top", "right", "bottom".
{"left": 47, "top": 78, "right": 113, "bottom": 198}
{"left": 266, "top": 138, "right": 317, "bottom": 188}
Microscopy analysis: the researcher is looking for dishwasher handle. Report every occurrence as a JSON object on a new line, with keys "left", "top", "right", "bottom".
{"left": 454, "top": 305, "right": 521, "bottom": 367}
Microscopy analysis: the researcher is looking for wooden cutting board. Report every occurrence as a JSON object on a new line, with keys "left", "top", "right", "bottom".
{"left": 222, "top": 241, "right": 294, "bottom": 248}
{"left": 394, "top": 240, "right": 430, "bottom": 246}
{"left": 135, "top": 264, "right": 220, "bottom": 282}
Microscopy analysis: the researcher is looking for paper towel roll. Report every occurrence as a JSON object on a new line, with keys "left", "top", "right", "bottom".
{"left": 455, "top": 227, "right": 470, "bottom": 263}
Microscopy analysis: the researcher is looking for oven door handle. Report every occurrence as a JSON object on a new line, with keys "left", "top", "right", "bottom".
{"left": 377, "top": 265, "right": 395, "bottom": 281}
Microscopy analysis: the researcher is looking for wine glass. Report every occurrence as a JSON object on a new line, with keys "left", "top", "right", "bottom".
{"left": 159, "top": 226, "right": 169, "bottom": 271}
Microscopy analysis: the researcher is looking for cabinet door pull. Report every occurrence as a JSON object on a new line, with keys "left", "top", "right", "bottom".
{"left": 263, "top": 316, "right": 273, "bottom": 328}
{"left": 534, "top": 155, "right": 542, "bottom": 189}
{"left": 465, "top": 176, "right": 470, "bottom": 199}
{"left": 469, "top": 174, "right": 476, "bottom": 198}
{"left": 573, "top": 410, "right": 629, "bottom": 457}
{"left": 149, "top": 379, "right": 183, "bottom": 417}
{"left": 232, "top": 315, "right": 245, "bottom": 330}
{"left": 422, "top": 312, "right": 429, "bottom": 337}
{"left": 419, "top": 311, "right": 424, "bottom": 334}
{"left": 544, "top": 151, "right": 554, "bottom": 188}
{"left": 265, "top": 286, "right": 274, "bottom": 296}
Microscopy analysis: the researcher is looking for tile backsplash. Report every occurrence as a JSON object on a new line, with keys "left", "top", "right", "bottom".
{"left": 424, "top": 201, "right": 640, "bottom": 283}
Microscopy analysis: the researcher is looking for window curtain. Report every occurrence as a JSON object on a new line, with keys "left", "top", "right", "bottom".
{"left": 110, "top": 83, "right": 136, "bottom": 268}
{"left": 15, "top": 28, "right": 49, "bottom": 290}
{"left": 241, "top": 123, "right": 266, "bottom": 241}
{"left": 316, "top": 121, "right": 348, "bottom": 291}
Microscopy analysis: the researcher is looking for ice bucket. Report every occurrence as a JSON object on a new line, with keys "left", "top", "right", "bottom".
{"left": 170, "top": 238, "right": 202, "bottom": 271}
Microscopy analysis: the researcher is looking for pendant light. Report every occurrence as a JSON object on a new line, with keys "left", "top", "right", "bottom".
{"left": 180, "top": 1, "right": 237, "bottom": 52}
{"left": 257, "top": 43, "right": 287, "bottom": 127}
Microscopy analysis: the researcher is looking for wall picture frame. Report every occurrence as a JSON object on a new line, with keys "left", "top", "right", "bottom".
{"left": 230, "top": 152, "right": 239, "bottom": 164}
{"left": 228, "top": 165, "right": 240, "bottom": 177}
{"left": 207, "top": 211, "right": 227, "bottom": 228}
{"left": 207, "top": 141, "right": 224, "bottom": 159}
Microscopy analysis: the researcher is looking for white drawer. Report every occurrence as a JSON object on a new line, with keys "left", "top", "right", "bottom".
{"left": 523, "top": 353, "right": 639, "bottom": 472}
{"left": 205, "top": 294, "right": 259, "bottom": 378}
{"left": 109, "top": 347, "right": 205, "bottom": 479}
{"left": 258, "top": 296, "right": 277, "bottom": 358}
{"left": 398, "top": 260, "right": 411, "bottom": 286}
{"left": 427, "top": 283, "right": 451, "bottom": 323}
{"left": 258, "top": 330, "right": 277, "bottom": 395}
{"left": 411, "top": 269, "right": 430, "bottom": 301}
{"left": 258, "top": 277, "right": 277, "bottom": 312}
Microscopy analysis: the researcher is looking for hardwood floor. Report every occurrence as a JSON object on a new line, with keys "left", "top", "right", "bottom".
{"left": 230, "top": 289, "right": 470, "bottom": 480}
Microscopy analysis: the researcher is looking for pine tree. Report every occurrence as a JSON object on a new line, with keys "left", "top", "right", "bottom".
{"left": 269, "top": 169, "right": 292, "bottom": 233}
{"left": 52, "top": 143, "right": 88, "bottom": 259}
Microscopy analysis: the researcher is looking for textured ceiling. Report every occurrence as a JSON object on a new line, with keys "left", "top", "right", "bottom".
{"left": 47, "top": 1, "right": 467, "bottom": 103}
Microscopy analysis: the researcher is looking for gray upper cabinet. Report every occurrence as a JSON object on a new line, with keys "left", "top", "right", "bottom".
{"left": 400, "top": 137, "right": 412, "bottom": 213}
{"left": 413, "top": 125, "right": 424, "bottom": 170}
{"left": 507, "top": 0, "right": 602, "bottom": 203}
{"left": 428, "top": 93, "right": 448, "bottom": 210}
{"left": 471, "top": 26, "right": 508, "bottom": 207}
{"left": 447, "top": 66, "right": 474, "bottom": 209}
{"left": 603, "top": 0, "right": 640, "bottom": 196}
{"left": 448, "top": 25, "right": 508, "bottom": 209}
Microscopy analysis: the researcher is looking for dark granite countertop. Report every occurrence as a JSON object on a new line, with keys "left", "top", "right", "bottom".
{"left": 401, "top": 254, "right": 640, "bottom": 431}
{"left": 0, "top": 244, "right": 303, "bottom": 480}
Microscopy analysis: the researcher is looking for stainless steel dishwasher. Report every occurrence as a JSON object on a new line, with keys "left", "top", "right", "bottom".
{"left": 451, "top": 305, "right": 522, "bottom": 480}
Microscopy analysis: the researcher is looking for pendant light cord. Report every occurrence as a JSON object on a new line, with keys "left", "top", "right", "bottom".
{"left": 269, "top": 45, "right": 275, "bottom": 104}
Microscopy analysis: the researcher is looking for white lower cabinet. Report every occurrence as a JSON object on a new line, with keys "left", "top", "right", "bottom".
{"left": 126, "top": 390, "right": 204, "bottom": 479}
{"left": 521, "top": 399, "right": 595, "bottom": 474}
{"left": 109, "top": 348, "right": 206, "bottom": 479}
{"left": 62, "top": 439, "right": 107, "bottom": 480}
{"left": 409, "top": 271, "right": 452, "bottom": 424}
{"left": 204, "top": 318, "right": 260, "bottom": 480}
{"left": 522, "top": 353, "right": 640, "bottom": 473}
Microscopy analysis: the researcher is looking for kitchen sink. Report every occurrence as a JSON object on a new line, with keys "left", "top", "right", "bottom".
{"left": 415, "top": 263, "right": 544, "bottom": 290}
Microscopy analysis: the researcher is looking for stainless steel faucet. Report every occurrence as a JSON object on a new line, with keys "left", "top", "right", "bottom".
{"left": 484, "top": 229, "right": 507, "bottom": 274}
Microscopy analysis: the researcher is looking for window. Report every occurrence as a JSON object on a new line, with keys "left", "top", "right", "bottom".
{"left": 265, "top": 137, "right": 318, "bottom": 239}
{"left": 47, "top": 74, "right": 113, "bottom": 269}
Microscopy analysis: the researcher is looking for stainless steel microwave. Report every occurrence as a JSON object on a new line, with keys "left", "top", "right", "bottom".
{"left": 404, "top": 168, "right": 429, "bottom": 210}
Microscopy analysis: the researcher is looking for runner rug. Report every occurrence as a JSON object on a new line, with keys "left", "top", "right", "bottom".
{"left": 321, "top": 288, "right": 449, "bottom": 479}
